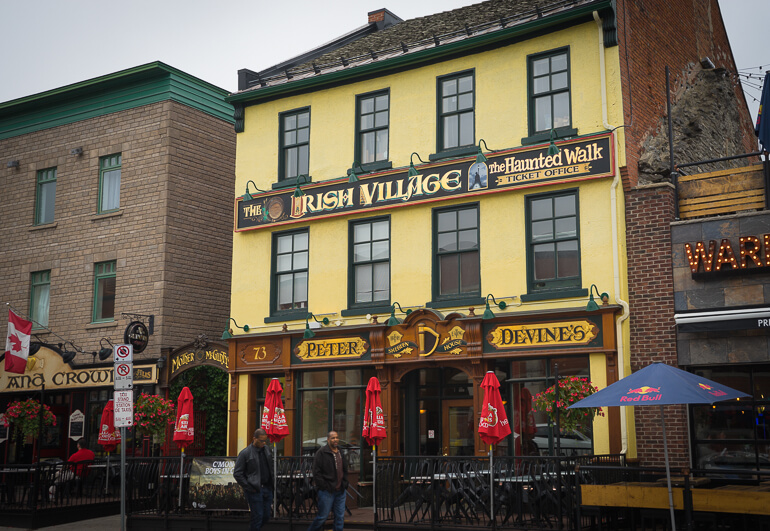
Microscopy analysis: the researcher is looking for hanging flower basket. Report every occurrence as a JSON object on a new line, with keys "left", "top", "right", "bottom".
{"left": 4, "top": 398, "right": 56, "bottom": 439}
{"left": 533, "top": 376, "right": 604, "bottom": 432}
{"left": 134, "top": 394, "right": 175, "bottom": 445}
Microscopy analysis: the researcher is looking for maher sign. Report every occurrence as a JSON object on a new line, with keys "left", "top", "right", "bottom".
{"left": 236, "top": 133, "right": 614, "bottom": 231}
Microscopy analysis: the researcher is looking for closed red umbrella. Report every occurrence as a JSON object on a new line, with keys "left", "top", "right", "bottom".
{"left": 262, "top": 378, "right": 288, "bottom": 518}
{"left": 97, "top": 399, "right": 121, "bottom": 452}
{"left": 97, "top": 399, "right": 120, "bottom": 495}
{"left": 362, "top": 377, "right": 387, "bottom": 519}
{"left": 479, "top": 371, "right": 511, "bottom": 444}
{"left": 172, "top": 387, "right": 194, "bottom": 509}
{"left": 362, "top": 377, "right": 386, "bottom": 446}
{"left": 479, "top": 371, "right": 511, "bottom": 522}
{"left": 262, "top": 379, "right": 289, "bottom": 442}
{"left": 173, "top": 387, "right": 194, "bottom": 450}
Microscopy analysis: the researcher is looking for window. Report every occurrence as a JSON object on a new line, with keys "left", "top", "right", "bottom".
{"left": 438, "top": 72, "right": 475, "bottom": 152}
{"left": 92, "top": 261, "right": 116, "bottom": 322}
{"left": 30, "top": 270, "right": 51, "bottom": 328}
{"left": 99, "top": 154, "right": 122, "bottom": 213}
{"left": 526, "top": 190, "right": 580, "bottom": 293}
{"left": 350, "top": 218, "right": 390, "bottom": 308}
{"left": 529, "top": 49, "right": 571, "bottom": 135}
{"left": 273, "top": 230, "right": 309, "bottom": 314}
{"left": 434, "top": 205, "right": 480, "bottom": 300}
{"left": 279, "top": 108, "right": 310, "bottom": 181}
{"left": 35, "top": 167, "right": 56, "bottom": 225}
{"left": 298, "top": 369, "right": 375, "bottom": 473}
{"left": 356, "top": 91, "right": 389, "bottom": 167}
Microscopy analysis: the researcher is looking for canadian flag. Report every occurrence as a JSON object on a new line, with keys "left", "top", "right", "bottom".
{"left": 4, "top": 310, "right": 32, "bottom": 374}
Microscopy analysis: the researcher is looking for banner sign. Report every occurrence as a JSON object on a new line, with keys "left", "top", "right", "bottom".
{"left": 235, "top": 133, "right": 614, "bottom": 231}
{"left": 189, "top": 457, "right": 248, "bottom": 510}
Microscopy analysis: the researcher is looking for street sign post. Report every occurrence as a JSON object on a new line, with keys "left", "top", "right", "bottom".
{"left": 114, "top": 362, "right": 133, "bottom": 390}
{"left": 114, "top": 391, "right": 133, "bottom": 427}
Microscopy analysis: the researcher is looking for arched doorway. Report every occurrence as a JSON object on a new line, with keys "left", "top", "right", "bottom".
{"left": 400, "top": 367, "right": 474, "bottom": 456}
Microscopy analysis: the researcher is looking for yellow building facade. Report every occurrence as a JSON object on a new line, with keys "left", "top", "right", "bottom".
{"left": 225, "top": 2, "right": 632, "bottom": 471}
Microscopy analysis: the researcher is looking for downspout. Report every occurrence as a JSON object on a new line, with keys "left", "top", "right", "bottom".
{"left": 594, "top": 10, "right": 630, "bottom": 454}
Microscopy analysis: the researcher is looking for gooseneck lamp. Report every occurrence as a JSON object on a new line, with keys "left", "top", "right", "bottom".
{"left": 222, "top": 318, "right": 250, "bottom": 340}
{"left": 407, "top": 152, "right": 427, "bottom": 178}
{"left": 585, "top": 285, "right": 609, "bottom": 311}
{"left": 244, "top": 180, "right": 268, "bottom": 201}
{"left": 482, "top": 294, "right": 508, "bottom": 319}
{"left": 293, "top": 174, "right": 311, "bottom": 198}
{"left": 303, "top": 312, "right": 330, "bottom": 339}
{"left": 386, "top": 302, "right": 412, "bottom": 326}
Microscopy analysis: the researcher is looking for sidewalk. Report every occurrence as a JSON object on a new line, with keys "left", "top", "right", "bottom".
{"left": 0, "top": 515, "right": 122, "bottom": 531}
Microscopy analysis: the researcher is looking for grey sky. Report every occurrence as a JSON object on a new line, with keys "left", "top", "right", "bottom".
{"left": 0, "top": 1, "right": 765, "bottom": 122}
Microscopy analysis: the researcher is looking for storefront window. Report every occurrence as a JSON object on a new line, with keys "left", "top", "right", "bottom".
{"left": 690, "top": 364, "right": 770, "bottom": 472}
{"left": 507, "top": 356, "right": 592, "bottom": 456}
{"left": 298, "top": 369, "right": 374, "bottom": 474}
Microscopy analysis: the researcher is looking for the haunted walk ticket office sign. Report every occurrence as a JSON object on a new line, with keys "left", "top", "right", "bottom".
{"left": 235, "top": 132, "right": 613, "bottom": 231}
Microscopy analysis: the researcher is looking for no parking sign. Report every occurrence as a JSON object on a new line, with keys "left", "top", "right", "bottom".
{"left": 114, "top": 344, "right": 133, "bottom": 390}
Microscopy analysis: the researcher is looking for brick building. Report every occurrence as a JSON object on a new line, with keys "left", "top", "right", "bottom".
{"left": 0, "top": 62, "right": 235, "bottom": 463}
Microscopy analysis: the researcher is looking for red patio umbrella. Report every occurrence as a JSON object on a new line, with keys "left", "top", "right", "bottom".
{"left": 479, "top": 371, "right": 511, "bottom": 522}
{"left": 262, "top": 379, "right": 289, "bottom": 442}
{"left": 173, "top": 387, "right": 194, "bottom": 508}
{"left": 97, "top": 399, "right": 121, "bottom": 452}
{"left": 97, "top": 399, "right": 120, "bottom": 494}
{"left": 362, "top": 377, "right": 387, "bottom": 518}
{"left": 173, "top": 387, "right": 195, "bottom": 449}
{"left": 262, "top": 378, "right": 288, "bottom": 518}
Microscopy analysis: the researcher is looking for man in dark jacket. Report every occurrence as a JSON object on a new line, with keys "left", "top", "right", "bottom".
{"left": 307, "top": 431, "right": 348, "bottom": 531}
{"left": 234, "top": 428, "right": 273, "bottom": 531}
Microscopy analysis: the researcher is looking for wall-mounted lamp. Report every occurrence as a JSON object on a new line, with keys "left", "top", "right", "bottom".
{"left": 482, "top": 294, "right": 509, "bottom": 319}
{"left": 303, "top": 312, "right": 330, "bottom": 339}
{"left": 407, "top": 152, "right": 427, "bottom": 177}
{"left": 386, "top": 302, "right": 412, "bottom": 326}
{"left": 70, "top": 147, "right": 83, "bottom": 156}
{"left": 60, "top": 342, "right": 77, "bottom": 363}
{"left": 156, "top": 356, "right": 166, "bottom": 370}
{"left": 476, "top": 139, "right": 491, "bottom": 164}
{"left": 547, "top": 129, "right": 560, "bottom": 156}
{"left": 222, "top": 317, "right": 250, "bottom": 340}
{"left": 585, "top": 285, "right": 609, "bottom": 311}
{"left": 98, "top": 338, "right": 114, "bottom": 361}
{"left": 347, "top": 162, "right": 367, "bottom": 183}
{"left": 7, "top": 160, "right": 20, "bottom": 169}
{"left": 293, "top": 174, "right": 311, "bottom": 198}
{"left": 243, "top": 180, "right": 268, "bottom": 201}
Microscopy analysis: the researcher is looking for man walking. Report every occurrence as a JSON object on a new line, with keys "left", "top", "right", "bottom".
{"left": 308, "top": 431, "right": 348, "bottom": 531}
{"left": 234, "top": 428, "right": 273, "bottom": 531}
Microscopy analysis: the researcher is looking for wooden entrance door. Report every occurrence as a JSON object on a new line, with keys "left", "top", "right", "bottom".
{"left": 441, "top": 399, "right": 474, "bottom": 456}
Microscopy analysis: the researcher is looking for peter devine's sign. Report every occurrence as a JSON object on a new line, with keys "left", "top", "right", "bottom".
{"left": 235, "top": 133, "right": 614, "bottom": 231}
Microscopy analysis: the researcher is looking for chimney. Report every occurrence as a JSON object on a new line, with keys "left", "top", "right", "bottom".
{"left": 367, "top": 8, "right": 403, "bottom": 31}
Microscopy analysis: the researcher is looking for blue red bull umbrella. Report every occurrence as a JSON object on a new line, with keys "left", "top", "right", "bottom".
{"left": 568, "top": 362, "right": 750, "bottom": 531}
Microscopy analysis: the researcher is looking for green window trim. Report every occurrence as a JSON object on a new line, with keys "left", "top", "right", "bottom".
{"left": 279, "top": 107, "right": 310, "bottom": 182}
{"left": 35, "top": 167, "right": 57, "bottom": 226}
{"left": 270, "top": 228, "right": 309, "bottom": 317}
{"left": 432, "top": 203, "right": 481, "bottom": 302}
{"left": 92, "top": 261, "right": 116, "bottom": 323}
{"left": 355, "top": 89, "right": 390, "bottom": 167}
{"left": 348, "top": 216, "right": 390, "bottom": 310}
{"left": 436, "top": 70, "right": 475, "bottom": 155}
{"left": 98, "top": 154, "right": 122, "bottom": 214}
{"left": 527, "top": 47, "right": 572, "bottom": 137}
{"left": 30, "top": 270, "right": 51, "bottom": 329}
{"left": 525, "top": 189, "right": 581, "bottom": 294}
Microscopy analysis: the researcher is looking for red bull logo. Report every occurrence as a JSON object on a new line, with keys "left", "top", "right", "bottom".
{"left": 620, "top": 386, "right": 662, "bottom": 402}
{"left": 699, "top": 382, "right": 727, "bottom": 397}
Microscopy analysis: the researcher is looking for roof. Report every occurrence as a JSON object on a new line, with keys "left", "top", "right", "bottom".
{"left": 0, "top": 62, "right": 234, "bottom": 140}
{"left": 228, "top": 0, "right": 613, "bottom": 105}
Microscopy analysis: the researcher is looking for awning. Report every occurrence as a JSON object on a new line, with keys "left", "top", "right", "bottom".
{"left": 674, "top": 307, "right": 770, "bottom": 333}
